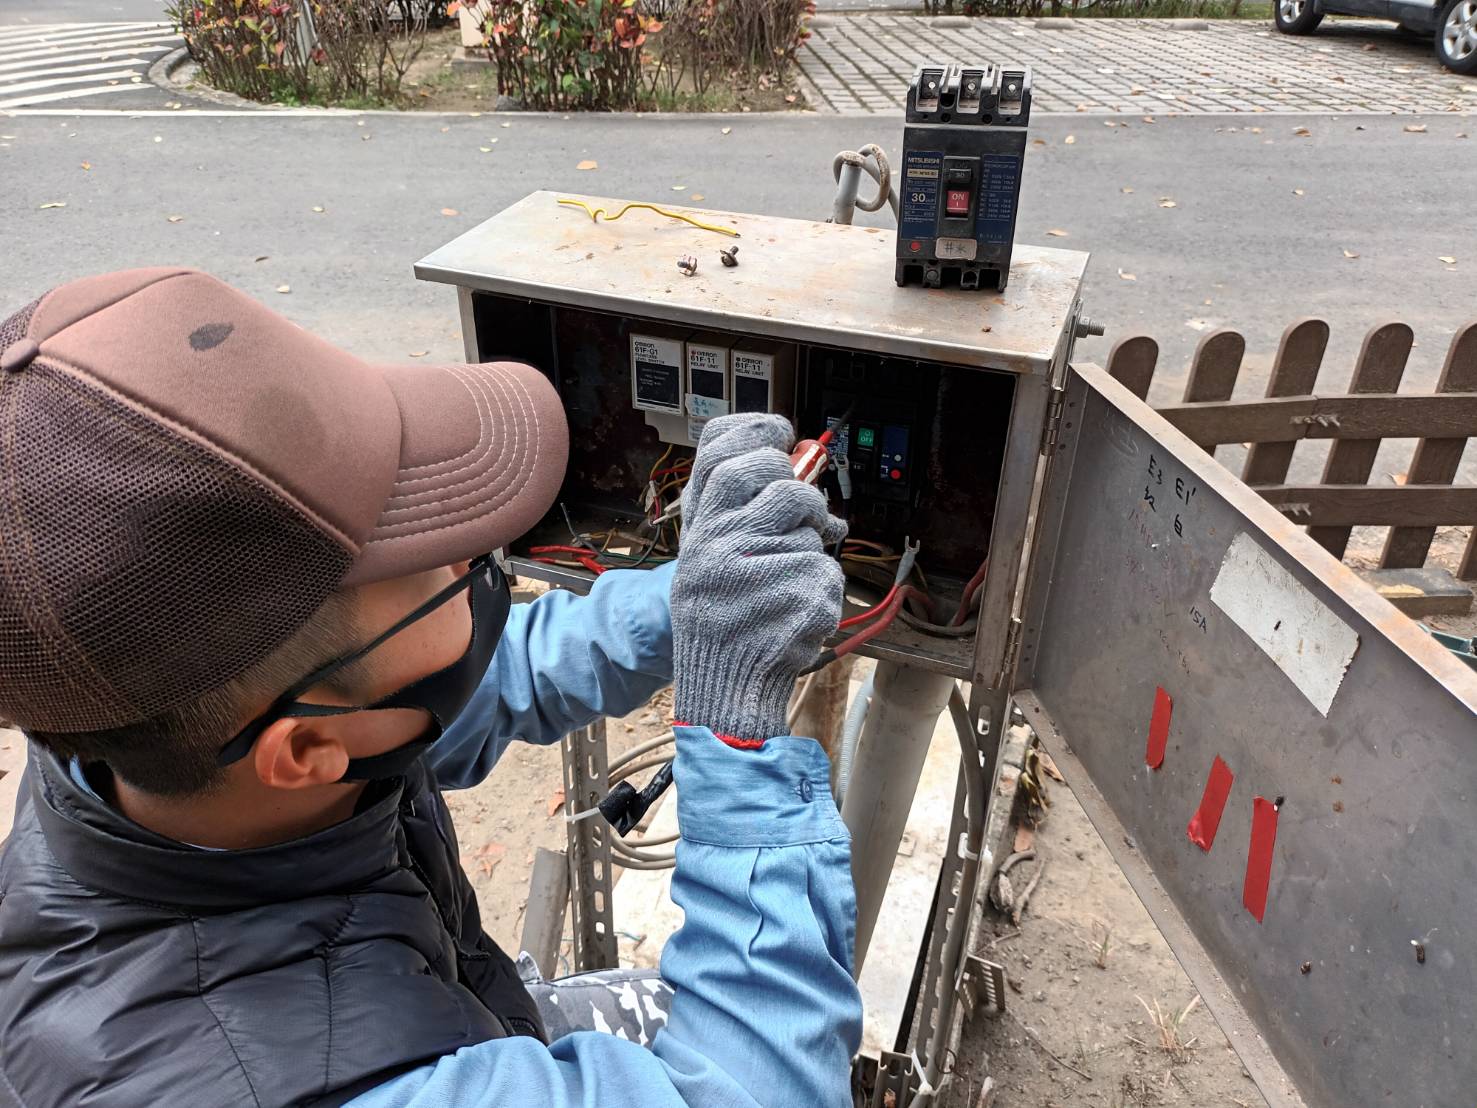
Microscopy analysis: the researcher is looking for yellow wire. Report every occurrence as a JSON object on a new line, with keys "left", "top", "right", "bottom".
{"left": 648, "top": 445, "right": 674, "bottom": 484}
{"left": 558, "top": 198, "right": 741, "bottom": 239}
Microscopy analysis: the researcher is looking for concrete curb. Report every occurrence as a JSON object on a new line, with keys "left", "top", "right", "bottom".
{"left": 147, "top": 45, "right": 282, "bottom": 110}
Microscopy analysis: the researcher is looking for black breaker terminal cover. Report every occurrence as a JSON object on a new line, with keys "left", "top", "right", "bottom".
{"left": 896, "top": 63, "right": 1032, "bottom": 292}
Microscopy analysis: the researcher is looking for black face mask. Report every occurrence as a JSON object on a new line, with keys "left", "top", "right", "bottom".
{"left": 216, "top": 556, "right": 511, "bottom": 782}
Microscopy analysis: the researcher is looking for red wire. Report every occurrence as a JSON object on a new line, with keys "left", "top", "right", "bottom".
{"left": 833, "top": 591, "right": 907, "bottom": 658}
{"left": 951, "top": 557, "right": 990, "bottom": 626}
{"left": 838, "top": 583, "right": 900, "bottom": 629}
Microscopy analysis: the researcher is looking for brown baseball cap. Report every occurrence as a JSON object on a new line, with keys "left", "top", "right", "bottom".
{"left": 0, "top": 267, "right": 568, "bottom": 733}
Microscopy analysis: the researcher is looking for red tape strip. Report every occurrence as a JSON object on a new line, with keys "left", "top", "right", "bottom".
{"left": 1145, "top": 686, "right": 1173, "bottom": 769}
{"left": 1243, "top": 796, "right": 1279, "bottom": 923}
{"left": 1186, "top": 755, "right": 1234, "bottom": 852}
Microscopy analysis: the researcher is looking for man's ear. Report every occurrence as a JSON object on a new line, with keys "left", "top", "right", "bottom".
{"left": 253, "top": 717, "right": 350, "bottom": 790}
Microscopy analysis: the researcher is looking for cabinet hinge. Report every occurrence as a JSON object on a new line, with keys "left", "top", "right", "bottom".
{"left": 1040, "top": 386, "right": 1067, "bottom": 456}
{"left": 994, "top": 616, "right": 1023, "bottom": 689}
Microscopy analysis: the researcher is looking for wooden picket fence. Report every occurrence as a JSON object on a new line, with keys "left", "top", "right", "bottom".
{"left": 1106, "top": 318, "right": 1477, "bottom": 603}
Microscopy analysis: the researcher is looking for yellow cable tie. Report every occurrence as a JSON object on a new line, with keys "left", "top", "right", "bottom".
{"left": 558, "top": 198, "right": 740, "bottom": 239}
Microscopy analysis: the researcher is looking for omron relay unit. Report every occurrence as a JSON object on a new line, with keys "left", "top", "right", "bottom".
{"left": 896, "top": 63, "right": 1032, "bottom": 292}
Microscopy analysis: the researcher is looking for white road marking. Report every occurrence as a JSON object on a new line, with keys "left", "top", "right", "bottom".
{"left": 0, "top": 21, "right": 179, "bottom": 109}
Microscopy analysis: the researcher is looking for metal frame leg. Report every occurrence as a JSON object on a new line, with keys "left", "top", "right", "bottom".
{"left": 562, "top": 720, "right": 618, "bottom": 972}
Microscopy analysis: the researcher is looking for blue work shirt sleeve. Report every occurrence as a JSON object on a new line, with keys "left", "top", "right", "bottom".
{"left": 428, "top": 562, "right": 676, "bottom": 791}
{"left": 348, "top": 726, "right": 862, "bottom": 1108}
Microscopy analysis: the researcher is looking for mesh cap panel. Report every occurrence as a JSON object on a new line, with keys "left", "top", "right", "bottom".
{"left": 0, "top": 357, "right": 353, "bottom": 732}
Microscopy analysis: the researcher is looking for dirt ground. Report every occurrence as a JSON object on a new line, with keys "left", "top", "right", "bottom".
{"left": 943, "top": 773, "right": 1268, "bottom": 1108}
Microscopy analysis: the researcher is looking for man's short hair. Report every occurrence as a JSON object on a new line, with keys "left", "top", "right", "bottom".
{"left": 27, "top": 591, "right": 370, "bottom": 797}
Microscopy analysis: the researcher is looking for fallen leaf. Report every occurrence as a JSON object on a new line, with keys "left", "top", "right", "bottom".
{"left": 784, "top": 94, "right": 797, "bottom": 103}
{"left": 1118, "top": 268, "right": 1137, "bottom": 281}
{"left": 1141, "top": 115, "right": 1156, "bottom": 124}
{"left": 473, "top": 841, "right": 506, "bottom": 877}
{"left": 80, "top": 161, "right": 91, "bottom": 170}
{"left": 1121, "top": 186, "right": 1134, "bottom": 193}
{"left": 311, "top": 205, "right": 324, "bottom": 213}
{"left": 671, "top": 184, "right": 686, "bottom": 191}
{"left": 1438, "top": 255, "right": 1457, "bottom": 264}
{"left": 276, "top": 284, "right": 291, "bottom": 293}
{"left": 1343, "top": 249, "right": 1359, "bottom": 259}
{"left": 479, "top": 146, "right": 492, "bottom": 152}
{"left": 166, "top": 214, "right": 184, "bottom": 223}
{"left": 690, "top": 194, "right": 705, "bottom": 201}
{"left": 1293, "top": 188, "right": 1305, "bottom": 196}
{"left": 1046, "top": 228, "right": 1069, "bottom": 237}
{"left": 1064, "top": 134, "right": 1076, "bottom": 144}
{"left": 576, "top": 159, "right": 597, "bottom": 170}
{"left": 38, "top": 201, "right": 66, "bottom": 209}
{"left": 408, "top": 350, "right": 429, "bottom": 357}
{"left": 439, "top": 126, "right": 450, "bottom": 133}
{"left": 1103, "top": 120, "right": 1118, "bottom": 127}
{"left": 1158, "top": 197, "right": 1177, "bottom": 208}
{"left": 1361, "top": 42, "right": 1378, "bottom": 51}
{"left": 547, "top": 787, "right": 566, "bottom": 817}
{"left": 1390, "top": 471, "right": 1408, "bottom": 485}
{"left": 1293, "top": 125, "right": 1311, "bottom": 136}
{"left": 441, "top": 207, "right": 459, "bottom": 216}
{"left": 1404, "top": 124, "right": 1427, "bottom": 133}
{"left": 254, "top": 255, "right": 269, "bottom": 263}
{"left": 1249, "top": 126, "right": 1263, "bottom": 134}
{"left": 501, "top": 121, "right": 511, "bottom": 128}
{"left": 1032, "top": 138, "right": 1047, "bottom": 146}
{"left": 1013, "top": 823, "right": 1036, "bottom": 853}
{"left": 153, "top": 135, "right": 162, "bottom": 143}
{"left": 1037, "top": 750, "right": 1065, "bottom": 782}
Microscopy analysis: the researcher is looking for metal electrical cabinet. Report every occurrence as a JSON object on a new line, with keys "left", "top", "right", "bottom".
{"left": 417, "top": 192, "right": 1477, "bottom": 1108}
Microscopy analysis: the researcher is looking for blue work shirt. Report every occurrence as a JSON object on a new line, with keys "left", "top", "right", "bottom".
{"left": 351, "top": 563, "right": 863, "bottom": 1108}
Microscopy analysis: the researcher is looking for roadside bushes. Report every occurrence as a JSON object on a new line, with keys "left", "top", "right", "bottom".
{"left": 169, "top": 0, "right": 432, "bottom": 105}
{"left": 464, "top": 0, "right": 813, "bottom": 111}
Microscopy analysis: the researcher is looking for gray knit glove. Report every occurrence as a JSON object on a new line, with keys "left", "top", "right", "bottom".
{"left": 671, "top": 414, "right": 848, "bottom": 742}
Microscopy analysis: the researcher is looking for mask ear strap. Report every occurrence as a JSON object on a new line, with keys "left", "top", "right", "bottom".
{"left": 339, "top": 739, "right": 437, "bottom": 782}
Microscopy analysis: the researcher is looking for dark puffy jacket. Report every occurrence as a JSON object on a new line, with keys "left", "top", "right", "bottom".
{"left": 0, "top": 745, "right": 544, "bottom": 1107}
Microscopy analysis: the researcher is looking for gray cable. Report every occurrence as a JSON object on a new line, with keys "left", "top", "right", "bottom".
{"left": 833, "top": 670, "right": 875, "bottom": 807}
{"left": 831, "top": 144, "right": 898, "bottom": 219}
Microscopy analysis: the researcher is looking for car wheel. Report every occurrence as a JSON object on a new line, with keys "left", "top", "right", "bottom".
{"left": 1274, "top": 0, "right": 1324, "bottom": 34}
{"left": 1436, "top": 0, "right": 1477, "bottom": 72}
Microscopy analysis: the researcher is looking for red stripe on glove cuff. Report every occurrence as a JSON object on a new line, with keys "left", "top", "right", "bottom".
{"left": 672, "top": 721, "right": 766, "bottom": 750}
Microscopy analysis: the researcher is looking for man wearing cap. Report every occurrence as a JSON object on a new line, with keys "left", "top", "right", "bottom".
{"left": 0, "top": 269, "right": 862, "bottom": 1106}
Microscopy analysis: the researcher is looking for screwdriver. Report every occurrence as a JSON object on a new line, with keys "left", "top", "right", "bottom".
{"left": 790, "top": 402, "right": 856, "bottom": 485}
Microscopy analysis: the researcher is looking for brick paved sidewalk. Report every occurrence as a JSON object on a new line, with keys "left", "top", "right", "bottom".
{"left": 799, "top": 14, "right": 1477, "bottom": 113}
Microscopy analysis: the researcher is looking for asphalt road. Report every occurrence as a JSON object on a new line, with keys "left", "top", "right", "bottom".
{"left": 0, "top": 0, "right": 171, "bottom": 23}
{"left": 5, "top": 110, "right": 1471, "bottom": 388}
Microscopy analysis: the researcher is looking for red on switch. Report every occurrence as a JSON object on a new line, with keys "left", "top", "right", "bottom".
{"left": 945, "top": 189, "right": 970, "bottom": 216}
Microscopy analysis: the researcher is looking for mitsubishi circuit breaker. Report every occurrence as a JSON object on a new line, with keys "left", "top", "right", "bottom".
{"left": 896, "top": 63, "right": 1032, "bottom": 292}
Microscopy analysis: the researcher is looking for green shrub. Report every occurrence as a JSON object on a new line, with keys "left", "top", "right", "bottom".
{"left": 170, "top": 0, "right": 431, "bottom": 105}
{"left": 466, "top": 0, "right": 812, "bottom": 111}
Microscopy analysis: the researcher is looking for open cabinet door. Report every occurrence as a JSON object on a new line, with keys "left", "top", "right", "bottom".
{"left": 1014, "top": 364, "right": 1477, "bottom": 1108}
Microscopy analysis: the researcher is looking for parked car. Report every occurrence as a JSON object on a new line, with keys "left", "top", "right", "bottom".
{"left": 1274, "top": 0, "right": 1477, "bottom": 73}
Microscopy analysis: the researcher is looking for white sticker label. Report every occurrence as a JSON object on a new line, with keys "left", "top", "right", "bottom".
{"left": 935, "top": 237, "right": 978, "bottom": 261}
{"left": 687, "top": 418, "right": 707, "bottom": 443}
{"left": 1209, "top": 532, "right": 1360, "bottom": 716}
{"left": 687, "top": 395, "right": 729, "bottom": 420}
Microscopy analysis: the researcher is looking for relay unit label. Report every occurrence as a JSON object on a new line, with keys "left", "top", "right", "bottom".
{"left": 631, "top": 335, "right": 683, "bottom": 413}
{"left": 686, "top": 342, "right": 729, "bottom": 420}
{"left": 731, "top": 351, "right": 774, "bottom": 414}
{"left": 899, "top": 149, "right": 943, "bottom": 242}
{"left": 976, "top": 153, "right": 1021, "bottom": 246}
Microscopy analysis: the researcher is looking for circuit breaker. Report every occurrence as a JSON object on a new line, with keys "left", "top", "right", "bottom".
{"left": 896, "top": 62, "right": 1032, "bottom": 292}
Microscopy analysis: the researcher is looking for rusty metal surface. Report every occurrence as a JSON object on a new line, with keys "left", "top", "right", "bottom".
{"left": 415, "top": 192, "right": 1090, "bottom": 374}
{"left": 1017, "top": 363, "right": 1477, "bottom": 1108}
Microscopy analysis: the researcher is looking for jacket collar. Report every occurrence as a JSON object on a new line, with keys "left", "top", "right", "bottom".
{"left": 28, "top": 745, "right": 418, "bottom": 911}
